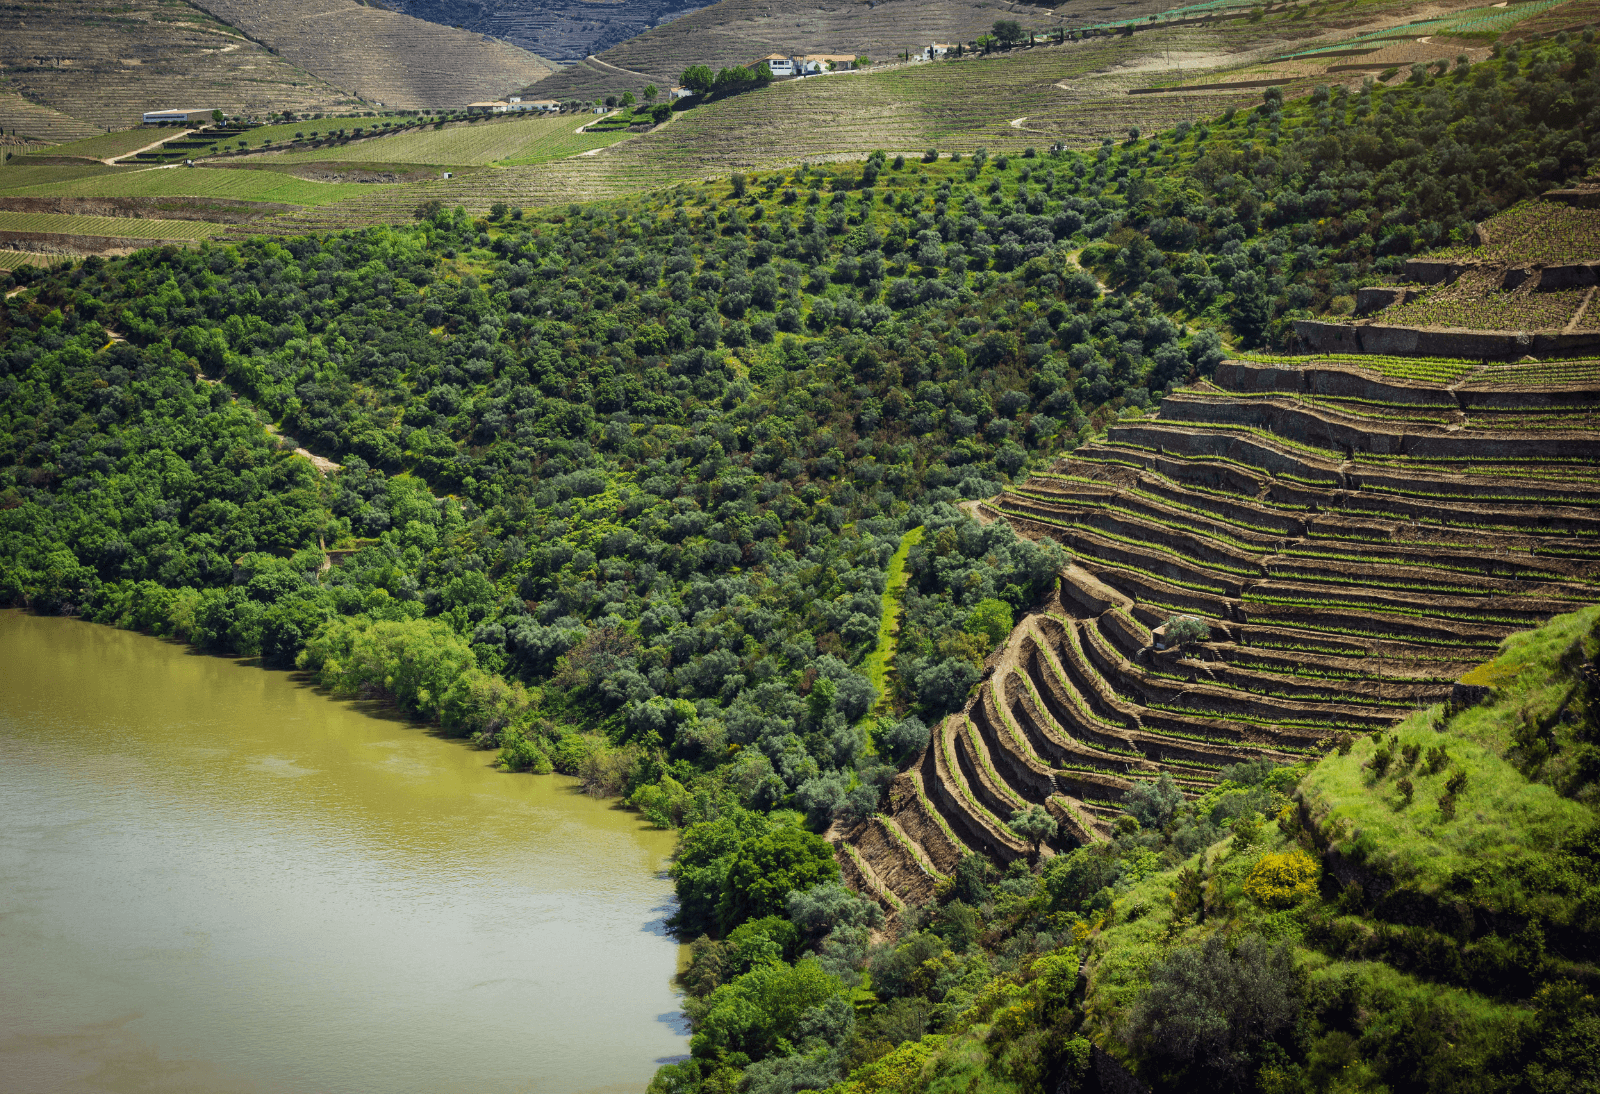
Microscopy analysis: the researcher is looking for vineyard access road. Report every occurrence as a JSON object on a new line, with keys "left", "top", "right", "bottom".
{"left": 107, "top": 131, "right": 193, "bottom": 164}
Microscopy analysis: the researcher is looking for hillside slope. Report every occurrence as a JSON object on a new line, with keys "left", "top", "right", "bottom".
{"left": 830, "top": 605, "right": 1600, "bottom": 1094}
{"left": 188, "top": 0, "right": 556, "bottom": 108}
{"left": 526, "top": 0, "right": 1181, "bottom": 103}
{"left": 388, "top": 0, "right": 714, "bottom": 65}
{"left": 0, "top": 0, "right": 359, "bottom": 135}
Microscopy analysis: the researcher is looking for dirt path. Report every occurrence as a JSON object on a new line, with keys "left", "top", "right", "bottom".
{"left": 107, "top": 130, "right": 192, "bottom": 165}
{"left": 196, "top": 367, "right": 341, "bottom": 474}
{"left": 586, "top": 55, "right": 658, "bottom": 81}
{"left": 263, "top": 420, "right": 342, "bottom": 474}
{"left": 960, "top": 497, "right": 999, "bottom": 524}
{"left": 575, "top": 110, "right": 618, "bottom": 135}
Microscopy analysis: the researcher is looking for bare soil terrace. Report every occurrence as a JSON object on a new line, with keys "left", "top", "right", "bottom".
{"left": 838, "top": 353, "right": 1600, "bottom": 914}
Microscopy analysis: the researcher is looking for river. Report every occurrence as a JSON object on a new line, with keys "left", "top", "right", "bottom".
{"left": 0, "top": 611, "right": 688, "bottom": 1094}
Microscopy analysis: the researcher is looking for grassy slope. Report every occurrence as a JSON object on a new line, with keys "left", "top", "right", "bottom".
{"left": 0, "top": 211, "right": 225, "bottom": 240}
{"left": 864, "top": 525, "right": 925, "bottom": 705}
{"left": 835, "top": 605, "right": 1600, "bottom": 1091}
{"left": 14, "top": 130, "right": 167, "bottom": 162}
{"left": 0, "top": 167, "right": 388, "bottom": 208}
{"left": 1079, "top": 607, "right": 1600, "bottom": 1082}
{"left": 259, "top": 115, "right": 631, "bottom": 166}
{"left": 1301, "top": 606, "right": 1600, "bottom": 894}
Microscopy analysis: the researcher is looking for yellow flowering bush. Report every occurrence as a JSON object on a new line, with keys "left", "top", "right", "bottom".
{"left": 1243, "top": 850, "right": 1320, "bottom": 908}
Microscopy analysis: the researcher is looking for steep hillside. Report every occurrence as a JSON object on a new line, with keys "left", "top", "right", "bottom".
{"left": 1303, "top": 187, "right": 1600, "bottom": 357}
{"left": 188, "top": 0, "right": 556, "bottom": 108}
{"left": 811, "top": 605, "right": 1600, "bottom": 1094}
{"left": 388, "top": 0, "right": 714, "bottom": 65}
{"left": 840, "top": 352, "right": 1600, "bottom": 911}
{"left": 526, "top": 0, "right": 1173, "bottom": 103}
{"left": 0, "top": 0, "right": 359, "bottom": 135}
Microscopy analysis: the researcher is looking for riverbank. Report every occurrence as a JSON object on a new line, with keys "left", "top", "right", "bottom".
{"left": 0, "top": 610, "right": 687, "bottom": 1094}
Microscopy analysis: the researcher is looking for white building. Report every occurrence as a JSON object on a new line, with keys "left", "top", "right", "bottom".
{"left": 754, "top": 54, "right": 796, "bottom": 77}
{"left": 143, "top": 108, "right": 213, "bottom": 124}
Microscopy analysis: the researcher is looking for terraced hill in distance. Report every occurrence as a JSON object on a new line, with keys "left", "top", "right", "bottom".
{"left": 263, "top": 0, "right": 1587, "bottom": 228}
{"left": 525, "top": 0, "right": 1204, "bottom": 103}
{"left": 1302, "top": 189, "right": 1600, "bottom": 358}
{"left": 186, "top": 0, "right": 555, "bottom": 109}
{"left": 248, "top": 32, "right": 1312, "bottom": 233}
{"left": 0, "top": 0, "right": 359, "bottom": 135}
{"left": 836, "top": 354, "right": 1600, "bottom": 915}
{"left": 389, "top": 0, "right": 715, "bottom": 65}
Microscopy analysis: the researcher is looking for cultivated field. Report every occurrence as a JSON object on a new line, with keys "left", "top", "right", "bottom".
{"left": 1350, "top": 197, "right": 1600, "bottom": 339}
{"left": 0, "top": 250, "right": 62, "bottom": 270}
{"left": 261, "top": 114, "right": 631, "bottom": 166}
{"left": 11, "top": 128, "right": 163, "bottom": 163}
{"left": 1384, "top": 272, "right": 1591, "bottom": 332}
{"left": 0, "top": 88, "right": 101, "bottom": 143}
{"left": 838, "top": 352, "right": 1600, "bottom": 905}
{"left": 0, "top": 165, "right": 134, "bottom": 190}
{"left": 0, "top": 0, "right": 357, "bottom": 134}
{"left": 0, "top": 211, "right": 225, "bottom": 241}
{"left": 529, "top": 0, "right": 1257, "bottom": 102}
{"left": 0, "top": 166, "right": 389, "bottom": 209}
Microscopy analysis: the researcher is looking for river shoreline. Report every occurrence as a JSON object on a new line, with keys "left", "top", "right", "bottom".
{"left": 0, "top": 609, "right": 687, "bottom": 1094}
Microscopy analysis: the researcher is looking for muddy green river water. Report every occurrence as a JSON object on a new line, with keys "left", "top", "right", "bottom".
{"left": 0, "top": 611, "right": 687, "bottom": 1094}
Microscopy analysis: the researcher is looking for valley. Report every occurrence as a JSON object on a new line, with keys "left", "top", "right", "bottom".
{"left": 2, "top": 6, "right": 1600, "bottom": 1094}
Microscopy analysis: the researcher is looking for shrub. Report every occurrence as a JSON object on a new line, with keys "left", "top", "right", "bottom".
{"left": 1164, "top": 614, "right": 1210, "bottom": 646}
{"left": 1371, "top": 744, "right": 1393, "bottom": 776}
{"left": 1009, "top": 804, "right": 1058, "bottom": 850}
{"left": 963, "top": 597, "right": 1014, "bottom": 650}
{"left": 1128, "top": 933, "right": 1297, "bottom": 1083}
{"left": 1243, "top": 849, "right": 1319, "bottom": 908}
{"left": 1124, "top": 772, "right": 1183, "bottom": 830}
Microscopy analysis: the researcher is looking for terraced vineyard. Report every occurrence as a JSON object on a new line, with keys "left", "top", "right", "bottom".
{"left": 836, "top": 354, "right": 1600, "bottom": 913}
{"left": 149, "top": 0, "right": 554, "bottom": 110}
{"left": 264, "top": 114, "right": 630, "bottom": 166}
{"left": 0, "top": 0, "right": 356, "bottom": 134}
{"left": 0, "top": 211, "right": 225, "bottom": 241}
{"left": 0, "top": 165, "right": 388, "bottom": 208}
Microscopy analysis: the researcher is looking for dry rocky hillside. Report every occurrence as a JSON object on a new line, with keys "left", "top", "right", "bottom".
{"left": 835, "top": 352, "right": 1600, "bottom": 914}
{"left": 0, "top": 0, "right": 358, "bottom": 134}
{"left": 388, "top": 0, "right": 714, "bottom": 65}
{"left": 189, "top": 0, "right": 555, "bottom": 108}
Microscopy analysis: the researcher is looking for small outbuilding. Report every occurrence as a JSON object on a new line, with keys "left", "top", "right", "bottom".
{"left": 142, "top": 108, "right": 213, "bottom": 124}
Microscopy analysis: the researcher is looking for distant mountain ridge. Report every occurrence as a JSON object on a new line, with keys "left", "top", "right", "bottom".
{"left": 190, "top": 0, "right": 556, "bottom": 108}
{"left": 386, "top": 0, "right": 714, "bottom": 64}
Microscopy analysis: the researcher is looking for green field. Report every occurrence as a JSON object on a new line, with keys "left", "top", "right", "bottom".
{"left": 0, "top": 211, "right": 224, "bottom": 240}
{"left": 0, "top": 250, "right": 63, "bottom": 270}
{"left": 19, "top": 129, "right": 169, "bottom": 162}
{"left": 163, "top": 118, "right": 432, "bottom": 160}
{"left": 262, "top": 115, "right": 631, "bottom": 167}
{"left": 0, "top": 165, "right": 392, "bottom": 207}
{"left": 0, "top": 164, "right": 133, "bottom": 191}
{"left": 864, "top": 525, "right": 926, "bottom": 704}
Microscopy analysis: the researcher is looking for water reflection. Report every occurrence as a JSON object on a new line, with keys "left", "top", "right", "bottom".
{"left": 0, "top": 611, "right": 688, "bottom": 1094}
